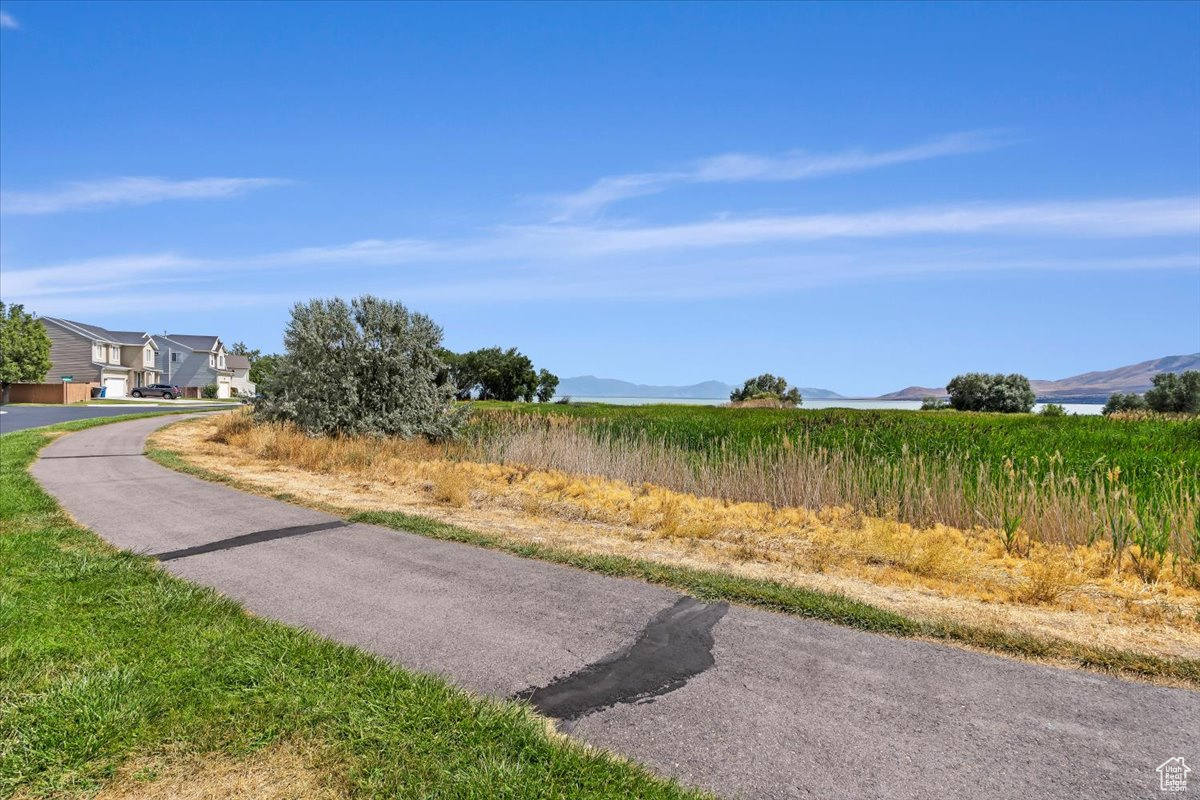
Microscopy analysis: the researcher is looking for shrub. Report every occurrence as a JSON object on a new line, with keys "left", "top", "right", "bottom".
{"left": 201, "top": 383, "right": 218, "bottom": 399}
{"left": 1038, "top": 403, "right": 1066, "bottom": 417}
{"left": 946, "top": 373, "right": 1036, "bottom": 413}
{"left": 255, "top": 295, "right": 466, "bottom": 439}
{"left": 920, "top": 396, "right": 950, "bottom": 411}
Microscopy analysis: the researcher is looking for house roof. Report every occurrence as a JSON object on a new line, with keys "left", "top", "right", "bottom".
{"left": 43, "top": 319, "right": 229, "bottom": 355}
{"left": 107, "top": 330, "right": 156, "bottom": 346}
{"left": 42, "top": 317, "right": 121, "bottom": 343}
{"left": 163, "top": 334, "right": 221, "bottom": 352}
{"left": 225, "top": 354, "right": 252, "bottom": 370}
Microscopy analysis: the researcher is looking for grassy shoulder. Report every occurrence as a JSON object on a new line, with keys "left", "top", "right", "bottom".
{"left": 145, "top": 417, "right": 1200, "bottom": 687}
{"left": 0, "top": 418, "right": 705, "bottom": 799}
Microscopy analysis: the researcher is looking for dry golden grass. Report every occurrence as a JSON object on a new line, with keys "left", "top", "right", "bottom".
{"left": 148, "top": 414, "right": 1200, "bottom": 662}
{"left": 87, "top": 742, "right": 345, "bottom": 800}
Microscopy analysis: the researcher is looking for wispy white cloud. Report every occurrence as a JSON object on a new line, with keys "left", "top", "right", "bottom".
{"left": 518, "top": 197, "right": 1200, "bottom": 255}
{"left": 18, "top": 250, "right": 1198, "bottom": 315}
{"left": 546, "top": 131, "right": 1016, "bottom": 221}
{"left": 5, "top": 197, "right": 1196, "bottom": 308}
{"left": 0, "top": 176, "right": 288, "bottom": 215}
{"left": 0, "top": 11, "right": 18, "bottom": 29}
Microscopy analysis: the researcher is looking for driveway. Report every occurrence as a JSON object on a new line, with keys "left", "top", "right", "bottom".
{"left": 29, "top": 415, "right": 1199, "bottom": 800}
{"left": 0, "top": 404, "right": 224, "bottom": 433}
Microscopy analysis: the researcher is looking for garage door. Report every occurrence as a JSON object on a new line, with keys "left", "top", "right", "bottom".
{"left": 104, "top": 376, "right": 127, "bottom": 398}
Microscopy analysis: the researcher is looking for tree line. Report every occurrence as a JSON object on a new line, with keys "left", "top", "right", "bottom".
{"left": 4, "top": 297, "right": 1197, "bottom": 425}
{"left": 1103, "top": 371, "right": 1200, "bottom": 415}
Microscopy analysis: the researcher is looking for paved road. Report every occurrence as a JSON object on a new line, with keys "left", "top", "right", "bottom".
{"left": 0, "top": 403, "right": 226, "bottom": 433}
{"left": 30, "top": 416, "right": 1198, "bottom": 800}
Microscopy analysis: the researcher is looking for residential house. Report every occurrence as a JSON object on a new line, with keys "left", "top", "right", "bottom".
{"left": 39, "top": 317, "right": 162, "bottom": 398}
{"left": 157, "top": 334, "right": 234, "bottom": 398}
{"left": 225, "top": 354, "right": 257, "bottom": 396}
{"left": 110, "top": 330, "right": 163, "bottom": 390}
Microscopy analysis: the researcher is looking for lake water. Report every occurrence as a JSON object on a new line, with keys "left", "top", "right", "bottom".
{"left": 563, "top": 397, "right": 1106, "bottom": 415}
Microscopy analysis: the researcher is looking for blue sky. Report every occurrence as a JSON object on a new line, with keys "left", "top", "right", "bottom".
{"left": 1, "top": 1, "right": 1197, "bottom": 395}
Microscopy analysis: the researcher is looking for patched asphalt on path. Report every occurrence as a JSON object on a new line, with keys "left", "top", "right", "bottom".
{"left": 516, "top": 597, "right": 729, "bottom": 720}
{"left": 29, "top": 415, "right": 1200, "bottom": 800}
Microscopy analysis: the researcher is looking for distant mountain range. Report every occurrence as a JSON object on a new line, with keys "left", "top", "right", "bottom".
{"left": 558, "top": 354, "right": 1199, "bottom": 404}
{"left": 556, "top": 376, "right": 845, "bottom": 400}
{"left": 878, "top": 353, "right": 1200, "bottom": 403}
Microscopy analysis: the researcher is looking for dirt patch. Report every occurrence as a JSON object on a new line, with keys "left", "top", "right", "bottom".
{"left": 89, "top": 741, "right": 345, "bottom": 800}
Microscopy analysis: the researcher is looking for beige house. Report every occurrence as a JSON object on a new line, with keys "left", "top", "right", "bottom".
{"left": 40, "top": 317, "right": 162, "bottom": 398}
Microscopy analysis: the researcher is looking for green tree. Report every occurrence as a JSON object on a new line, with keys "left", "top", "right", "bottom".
{"left": 229, "top": 341, "right": 262, "bottom": 362}
{"left": 946, "top": 373, "right": 1035, "bottom": 413}
{"left": 1102, "top": 392, "right": 1147, "bottom": 416}
{"left": 248, "top": 353, "right": 283, "bottom": 387}
{"left": 535, "top": 368, "right": 559, "bottom": 403}
{"left": 986, "top": 373, "right": 1037, "bottom": 413}
{"left": 730, "top": 374, "right": 802, "bottom": 406}
{"left": 0, "top": 303, "right": 53, "bottom": 404}
{"left": 1144, "top": 371, "right": 1200, "bottom": 413}
{"left": 945, "top": 373, "right": 989, "bottom": 411}
{"left": 255, "top": 295, "right": 464, "bottom": 438}
{"left": 438, "top": 350, "right": 472, "bottom": 400}
{"left": 443, "top": 346, "right": 549, "bottom": 402}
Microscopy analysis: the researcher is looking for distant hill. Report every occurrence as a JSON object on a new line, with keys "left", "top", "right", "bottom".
{"left": 878, "top": 353, "right": 1200, "bottom": 403}
{"left": 879, "top": 386, "right": 947, "bottom": 401}
{"left": 1032, "top": 353, "right": 1200, "bottom": 401}
{"left": 557, "top": 376, "right": 844, "bottom": 400}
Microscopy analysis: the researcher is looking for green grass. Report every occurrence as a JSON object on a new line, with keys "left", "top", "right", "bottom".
{"left": 471, "top": 402, "right": 1200, "bottom": 497}
{"left": 0, "top": 417, "right": 706, "bottom": 799}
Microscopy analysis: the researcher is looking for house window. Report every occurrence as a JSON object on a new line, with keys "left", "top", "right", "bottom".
{"left": 93, "top": 343, "right": 104, "bottom": 361}
{"left": 145, "top": 347, "right": 154, "bottom": 366}
{"left": 171, "top": 352, "right": 182, "bottom": 363}
{"left": 218, "top": 354, "right": 225, "bottom": 369}
{"left": 209, "top": 354, "right": 215, "bottom": 367}
{"left": 109, "top": 345, "right": 120, "bottom": 363}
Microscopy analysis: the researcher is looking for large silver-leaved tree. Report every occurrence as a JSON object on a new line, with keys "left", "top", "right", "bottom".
{"left": 256, "top": 295, "right": 465, "bottom": 438}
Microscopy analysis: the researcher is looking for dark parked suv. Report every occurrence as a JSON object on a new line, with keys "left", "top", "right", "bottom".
{"left": 131, "top": 384, "right": 182, "bottom": 399}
